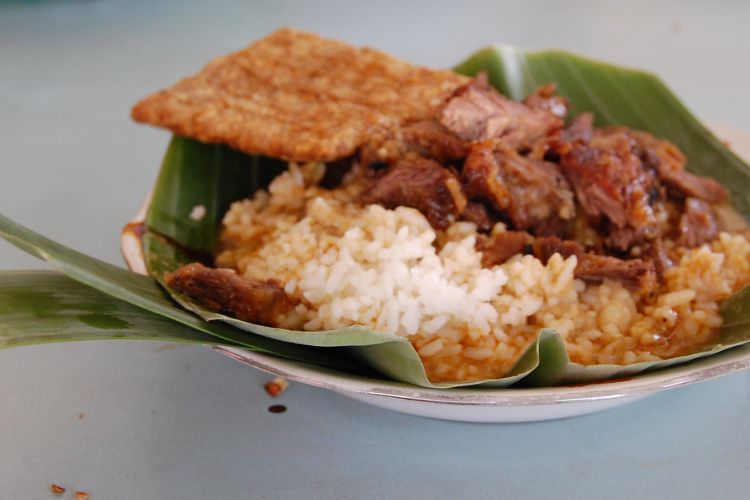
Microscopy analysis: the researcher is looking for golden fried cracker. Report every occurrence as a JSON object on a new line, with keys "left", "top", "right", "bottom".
{"left": 132, "top": 28, "right": 468, "bottom": 162}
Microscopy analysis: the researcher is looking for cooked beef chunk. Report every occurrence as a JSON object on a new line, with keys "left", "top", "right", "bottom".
{"left": 533, "top": 236, "right": 586, "bottom": 262}
{"left": 462, "top": 145, "right": 509, "bottom": 210}
{"left": 562, "top": 112, "right": 594, "bottom": 144}
{"left": 359, "top": 121, "right": 469, "bottom": 168}
{"left": 438, "top": 72, "right": 563, "bottom": 149}
{"left": 462, "top": 144, "right": 575, "bottom": 231}
{"left": 658, "top": 166, "right": 728, "bottom": 203}
{"left": 359, "top": 157, "right": 467, "bottom": 229}
{"left": 534, "top": 236, "right": 656, "bottom": 291}
{"left": 561, "top": 130, "right": 660, "bottom": 249}
{"left": 399, "top": 120, "right": 470, "bottom": 163}
{"left": 165, "top": 262, "right": 295, "bottom": 325}
{"left": 320, "top": 159, "right": 353, "bottom": 188}
{"left": 477, "top": 231, "right": 530, "bottom": 266}
{"left": 460, "top": 201, "right": 494, "bottom": 232}
{"left": 576, "top": 253, "right": 657, "bottom": 292}
{"left": 630, "top": 130, "right": 729, "bottom": 203}
{"left": 642, "top": 237, "right": 673, "bottom": 275}
{"left": 676, "top": 198, "right": 719, "bottom": 247}
{"left": 540, "top": 113, "right": 595, "bottom": 162}
{"left": 533, "top": 217, "right": 571, "bottom": 238}
{"left": 524, "top": 83, "right": 569, "bottom": 119}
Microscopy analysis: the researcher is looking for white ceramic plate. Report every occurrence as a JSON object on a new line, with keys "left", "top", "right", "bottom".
{"left": 122, "top": 124, "right": 750, "bottom": 422}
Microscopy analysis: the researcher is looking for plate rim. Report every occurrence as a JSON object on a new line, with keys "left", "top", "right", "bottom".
{"left": 210, "top": 344, "right": 750, "bottom": 406}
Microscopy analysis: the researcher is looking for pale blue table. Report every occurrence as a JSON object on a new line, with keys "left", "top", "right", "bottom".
{"left": 2, "top": 1, "right": 749, "bottom": 498}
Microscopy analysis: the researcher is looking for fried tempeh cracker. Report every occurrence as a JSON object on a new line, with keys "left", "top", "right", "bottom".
{"left": 132, "top": 28, "right": 469, "bottom": 162}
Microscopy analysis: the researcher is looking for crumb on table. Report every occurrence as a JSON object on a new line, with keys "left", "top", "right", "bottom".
{"left": 264, "top": 377, "right": 289, "bottom": 397}
{"left": 50, "top": 484, "right": 66, "bottom": 494}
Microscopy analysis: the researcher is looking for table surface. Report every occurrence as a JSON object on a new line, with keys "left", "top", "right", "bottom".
{"left": 2, "top": 1, "right": 750, "bottom": 499}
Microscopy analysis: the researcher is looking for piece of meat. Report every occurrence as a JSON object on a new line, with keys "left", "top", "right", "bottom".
{"left": 399, "top": 120, "right": 470, "bottom": 163}
{"left": 533, "top": 236, "right": 587, "bottom": 262}
{"left": 630, "top": 130, "right": 729, "bottom": 203}
{"left": 523, "top": 83, "right": 569, "bottom": 119}
{"left": 462, "top": 145, "right": 510, "bottom": 211}
{"left": 658, "top": 168, "right": 728, "bottom": 204}
{"left": 462, "top": 144, "right": 575, "bottom": 232}
{"left": 562, "top": 112, "right": 594, "bottom": 144}
{"left": 359, "top": 121, "right": 469, "bottom": 168}
{"left": 560, "top": 130, "right": 660, "bottom": 249}
{"left": 533, "top": 217, "right": 571, "bottom": 238}
{"left": 538, "top": 113, "right": 595, "bottom": 161}
{"left": 460, "top": 202, "right": 494, "bottom": 232}
{"left": 359, "top": 158, "right": 467, "bottom": 229}
{"left": 675, "top": 198, "right": 719, "bottom": 247}
{"left": 477, "top": 231, "right": 529, "bottom": 266}
{"left": 575, "top": 253, "right": 657, "bottom": 292}
{"left": 165, "top": 262, "right": 295, "bottom": 326}
{"left": 438, "top": 72, "right": 563, "bottom": 149}
{"left": 533, "top": 236, "right": 656, "bottom": 292}
{"left": 642, "top": 237, "right": 673, "bottom": 275}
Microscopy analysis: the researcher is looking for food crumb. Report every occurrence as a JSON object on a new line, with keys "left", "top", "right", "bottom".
{"left": 75, "top": 491, "right": 90, "bottom": 500}
{"left": 264, "top": 377, "right": 289, "bottom": 397}
{"left": 50, "top": 484, "right": 66, "bottom": 494}
{"left": 189, "top": 205, "right": 207, "bottom": 221}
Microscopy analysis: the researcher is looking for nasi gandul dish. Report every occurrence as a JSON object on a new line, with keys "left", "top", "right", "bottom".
{"left": 132, "top": 29, "right": 750, "bottom": 383}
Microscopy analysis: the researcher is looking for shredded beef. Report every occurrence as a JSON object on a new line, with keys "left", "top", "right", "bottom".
{"left": 359, "top": 157, "right": 467, "bottom": 229}
{"left": 576, "top": 253, "right": 657, "bottom": 292}
{"left": 630, "top": 130, "right": 729, "bottom": 203}
{"left": 359, "top": 121, "right": 469, "bottom": 168}
{"left": 165, "top": 262, "right": 295, "bottom": 325}
{"left": 462, "top": 145, "right": 509, "bottom": 210}
{"left": 533, "top": 236, "right": 656, "bottom": 291}
{"left": 533, "top": 236, "right": 586, "bottom": 262}
{"left": 399, "top": 120, "right": 470, "bottom": 163}
{"left": 523, "top": 83, "right": 569, "bottom": 119}
{"left": 439, "top": 72, "right": 562, "bottom": 149}
{"left": 561, "top": 130, "right": 660, "bottom": 249}
{"left": 661, "top": 169, "right": 728, "bottom": 203}
{"left": 642, "top": 237, "right": 673, "bottom": 275}
{"left": 562, "top": 112, "right": 594, "bottom": 144}
{"left": 460, "top": 201, "right": 494, "bottom": 232}
{"left": 477, "top": 231, "right": 530, "bottom": 266}
{"left": 462, "top": 144, "right": 575, "bottom": 232}
{"left": 676, "top": 198, "right": 719, "bottom": 247}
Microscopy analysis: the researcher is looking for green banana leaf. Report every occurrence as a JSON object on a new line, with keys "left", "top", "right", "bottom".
{"left": 140, "top": 45, "right": 750, "bottom": 387}
{"left": 0, "top": 270, "right": 243, "bottom": 348}
{"left": 0, "top": 214, "right": 368, "bottom": 374}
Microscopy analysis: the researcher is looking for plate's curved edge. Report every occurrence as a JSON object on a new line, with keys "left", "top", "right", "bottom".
{"left": 211, "top": 344, "right": 750, "bottom": 407}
